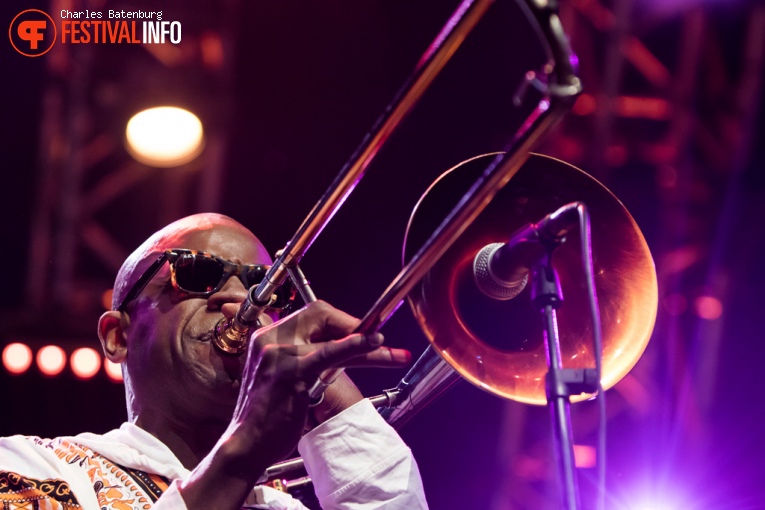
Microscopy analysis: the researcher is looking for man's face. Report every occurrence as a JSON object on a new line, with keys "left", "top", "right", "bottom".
{"left": 122, "top": 222, "right": 272, "bottom": 423}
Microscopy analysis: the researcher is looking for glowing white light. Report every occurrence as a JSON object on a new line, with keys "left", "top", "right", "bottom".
{"left": 126, "top": 107, "right": 204, "bottom": 167}
{"left": 3, "top": 343, "right": 33, "bottom": 375}
{"left": 104, "top": 358, "right": 123, "bottom": 382}
{"left": 621, "top": 479, "right": 692, "bottom": 510}
{"left": 71, "top": 348, "right": 101, "bottom": 379}
{"left": 37, "top": 345, "right": 66, "bottom": 376}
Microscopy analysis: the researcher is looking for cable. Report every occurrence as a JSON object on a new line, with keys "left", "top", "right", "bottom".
{"left": 577, "top": 203, "right": 606, "bottom": 510}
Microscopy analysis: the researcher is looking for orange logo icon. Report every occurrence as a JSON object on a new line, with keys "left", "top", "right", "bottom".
{"left": 9, "top": 9, "right": 57, "bottom": 57}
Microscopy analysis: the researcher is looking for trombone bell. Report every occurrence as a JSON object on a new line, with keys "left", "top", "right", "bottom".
{"left": 404, "top": 153, "right": 658, "bottom": 405}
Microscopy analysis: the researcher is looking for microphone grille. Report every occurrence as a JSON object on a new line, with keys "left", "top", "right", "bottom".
{"left": 473, "top": 243, "right": 528, "bottom": 300}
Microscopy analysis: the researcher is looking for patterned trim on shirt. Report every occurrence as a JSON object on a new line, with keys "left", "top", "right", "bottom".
{"left": 115, "top": 464, "right": 170, "bottom": 503}
{"left": 20, "top": 437, "right": 169, "bottom": 510}
{"left": 0, "top": 470, "right": 81, "bottom": 509}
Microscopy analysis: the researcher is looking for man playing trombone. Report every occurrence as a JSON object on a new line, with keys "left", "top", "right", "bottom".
{"left": 0, "top": 213, "right": 428, "bottom": 509}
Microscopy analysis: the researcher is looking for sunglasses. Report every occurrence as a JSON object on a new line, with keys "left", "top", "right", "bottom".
{"left": 116, "top": 249, "right": 297, "bottom": 313}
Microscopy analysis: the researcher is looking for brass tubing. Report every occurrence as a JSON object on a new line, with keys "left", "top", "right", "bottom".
{"left": 256, "top": 0, "right": 494, "bottom": 302}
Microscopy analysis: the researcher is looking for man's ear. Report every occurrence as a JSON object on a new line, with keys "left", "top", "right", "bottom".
{"left": 98, "top": 311, "right": 128, "bottom": 363}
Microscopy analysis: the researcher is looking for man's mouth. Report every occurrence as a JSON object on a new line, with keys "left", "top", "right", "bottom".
{"left": 196, "top": 330, "right": 215, "bottom": 343}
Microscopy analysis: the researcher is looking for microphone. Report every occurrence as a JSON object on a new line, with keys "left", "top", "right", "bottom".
{"left": 473, "top": 202, "right": 582, "bottom": 300}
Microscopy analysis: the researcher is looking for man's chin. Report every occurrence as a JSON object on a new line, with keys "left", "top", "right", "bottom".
{"left": 192, "top": 382, "right": 238, "bottom": 421}
{"left": 209, "top": 374, "right": 241, "bottom": 398}
{"left": 222, "top": 377, "right": 241, "bottom": 397}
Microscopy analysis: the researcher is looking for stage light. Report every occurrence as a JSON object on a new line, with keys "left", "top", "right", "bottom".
{"left": 3, "top": 343, "right": 33, "bottom": 375}
{"left": 628, "top": 497, "right": 683, "bottom": 510}
{"left": 573, "top": 444, "right": 596, "bottom": 468}
{"left": 37, "top": 345, "right": 66, "bottom": 376}
{"left": 104, "top": 358, "right": 123, "bottom": 382}
{"left": 101, "top": 289, "right": 113, "bottom": 310}
{"left": 694, "top": 295, "right": 723, "bottom": 320}
{"left": 71, "top": 348, "right": 101, "bottom": 379}
{"left": 572, "top": 93, "right": 597, "bottom": 115}
{"left": 616, "top": 477, "right": 698, "bottom": 510}
{"left": 125, "top": 106, "right": 204, "bottom": 167}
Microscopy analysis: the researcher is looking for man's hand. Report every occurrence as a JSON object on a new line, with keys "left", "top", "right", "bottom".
{"left": 251, "top": 301, "right": 410, "bottom": 427}
{"left": 179, "top": 300, "right": 410, "bottom": 510}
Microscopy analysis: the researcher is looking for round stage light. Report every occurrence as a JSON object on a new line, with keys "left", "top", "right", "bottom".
{"left": 3, "top": 343, "right": 33, "bottom": 375}
{"left": 37, "top": 345, "right": 66, "bottom": 376}
{"left": 101, "top": 289, "right": 113, "bottom": 310}
{"left": 71, "top": 348, "right": 101, "bottom": 379}
{"left": 125, "top": 106, "right": 204, "bottom": 167}
{"left": 104, "top": 358, "right": 123, "bottom": 382}
{"left": 694, "top": 295, "right": 723, "bottom": 320}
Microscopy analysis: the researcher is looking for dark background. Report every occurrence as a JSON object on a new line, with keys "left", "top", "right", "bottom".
{"left": 2, "top": 0, "right": 765, "bottom": 509}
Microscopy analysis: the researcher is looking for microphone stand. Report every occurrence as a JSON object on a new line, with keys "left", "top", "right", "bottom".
{"left": 530, "top": 250, "right": 598, "bottom": 510}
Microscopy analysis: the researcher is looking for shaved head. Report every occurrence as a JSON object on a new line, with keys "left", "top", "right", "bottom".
{"left": 112, "top": 213, "right": 269, "bottom": 310}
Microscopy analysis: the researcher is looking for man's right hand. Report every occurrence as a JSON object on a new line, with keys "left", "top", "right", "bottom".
{"left": 179, "top": 300, "right": 411, "bottom": 510}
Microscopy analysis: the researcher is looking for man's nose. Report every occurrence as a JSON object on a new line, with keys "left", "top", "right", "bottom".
{"left": 207, "top": 276, "right": 248, "bottom": 319}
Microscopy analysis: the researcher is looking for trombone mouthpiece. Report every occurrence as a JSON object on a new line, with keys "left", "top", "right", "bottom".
{"left": 212, "top": 317, "right": 249, "bottom": 355}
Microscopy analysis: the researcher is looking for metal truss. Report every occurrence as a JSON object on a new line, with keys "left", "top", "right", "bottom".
{"left": 493, "top": 1, "right": 765, "bottom": 508}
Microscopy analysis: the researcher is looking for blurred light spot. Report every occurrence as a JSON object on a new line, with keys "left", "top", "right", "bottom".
{"left": 101, "top": 289, "right": 113, "bottom": 310}
{"left": 694, "top": 296, "right": 723, "bottom": 320}
{"left": 3, "top": 343, "right": 33, "bottom": 375}
{"left": 628, "top": 493, "right": 685, "bottom": 510}
{"left": 126, "top": 107, "right": 204, "bottom": 167}
{"left": 37, "top": 345, "right": 66, "bottom": 376}
{"left": 663, "top": 293, "right": 687, "bottom": 316}
{"left": 662, "top": 247, "right": 700, "bottom": 274}
{"left": 642, "top": 141, "right": 677, "bottom": 164}
{"left": 605, "top": 144, "right": 628, "bottom": 167}
{"left": 572, "top": 93, "right": 597, "bottom": 115}
{"left": 574, "top": 444, "right": 596, "bottom": 468}
{"left": 104, "top": 358, "right": 123, "bottom": 382}
{"left": 200, "top": 31, "right": 224, "bottom": 69}
{"left": 71, "top": 348, "right": 101, "bottom": 379}
{"left": 552, "top": 135, "right": 585, "bottom": 162}
{"left": 614, "top": 96, "right": 672, "bottom": 120}
{"left": 617, "top": 476, "right": 700, "bottom": 510}
{"left": 141, "top": 43, "right": 185, "bottom": 67}
{"left": 511, "top": 454, "right": 547, "bottom": 480}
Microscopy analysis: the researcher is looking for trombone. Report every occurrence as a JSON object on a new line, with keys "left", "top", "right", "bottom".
{"left": 215, "top": 0, "right": 657, "bottom": 508}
